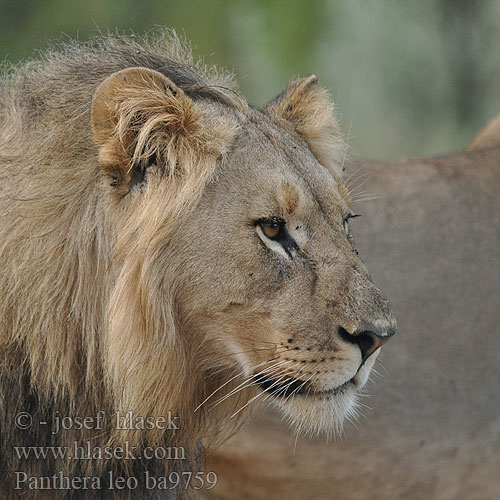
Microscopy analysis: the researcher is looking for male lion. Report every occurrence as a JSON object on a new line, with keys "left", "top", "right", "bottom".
{"left": 0, "top": 32, "right": 396, "bottom": 498}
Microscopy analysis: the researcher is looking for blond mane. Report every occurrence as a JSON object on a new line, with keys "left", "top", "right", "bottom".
{"left": 0, "top": 32, "right": 248, "bottom": 495}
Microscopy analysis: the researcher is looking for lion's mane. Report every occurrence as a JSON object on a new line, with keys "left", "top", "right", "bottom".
{"left": 0, "top": 31, "right": 248, "bottom": 497}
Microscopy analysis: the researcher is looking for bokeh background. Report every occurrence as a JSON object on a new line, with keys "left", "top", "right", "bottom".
{"left": 2, "top": 0, "right": 499, "bottom": 159}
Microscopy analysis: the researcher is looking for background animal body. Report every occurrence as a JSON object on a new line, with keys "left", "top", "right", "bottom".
{"left": 206, "top": 139, "right": 500, "bottom": 500}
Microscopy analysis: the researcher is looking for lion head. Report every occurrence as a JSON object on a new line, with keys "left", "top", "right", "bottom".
{"left": 0, "top": 32, "right": 396, "bottom": 494}
{"left": 90, "top": 55, "right": 396, "bottom": 441}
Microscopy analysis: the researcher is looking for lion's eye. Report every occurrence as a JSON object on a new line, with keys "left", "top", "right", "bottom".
{"left": 256, "top": 218, "right": 286, "bottom": 241}
{"left": 255, "top": 217, "right": 298, "bottom": 259}
{"left": 262, "top": 222, "right": 281, "bottom": 239}
{"left": 343, "top": 213, "right": 361, "bottom": 254}
{"left": 344, "top": 213, "right": 361, "bottom": 232}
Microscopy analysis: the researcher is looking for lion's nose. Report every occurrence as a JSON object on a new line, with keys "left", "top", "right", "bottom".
{"left": 339, "top": 321, "right": 396, "bottom": 362}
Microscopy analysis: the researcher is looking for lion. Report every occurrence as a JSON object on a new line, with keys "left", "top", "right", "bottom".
{"left": 0, "top": 31, "right": 396, "bottom": 498}
{"left": 205, "top": 138, "right": 500, "bottom": 499}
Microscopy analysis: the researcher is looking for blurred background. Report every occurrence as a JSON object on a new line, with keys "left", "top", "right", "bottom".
{"left": 1, "top": 0, "right": 499, "bottom": 159}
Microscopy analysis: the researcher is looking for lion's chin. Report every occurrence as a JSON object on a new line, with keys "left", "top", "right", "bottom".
{"left": 252, "top": 354, "right": 380, "bottom": 437}
{"left": 269, "top": 383, "right": 358, "bottom": 438}
{"left": 262, "top": 359, "right": 379, "bottom": 437}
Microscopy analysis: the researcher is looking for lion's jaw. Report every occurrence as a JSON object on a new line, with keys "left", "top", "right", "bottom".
{"left": 221, "top": 335, "right": 381, "bottom": 437}
{"left": 267, "top": 350, "right": 379, "bottom": 436}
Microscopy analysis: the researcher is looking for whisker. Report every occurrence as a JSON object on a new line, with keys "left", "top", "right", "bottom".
{"left": 368, "top": 366, "right": 383, "bottom": 379}
{"left": 340, "top": 117, "right": 353, "bottom": 172}
{"left": 194, "top": 357, "right": 281, "bottom": 412}
{"left": 229, "top": 375, "right": 289, "bottom": 419}
{"left": 210, "top": 359, "right": 294, "bottom": 409}
{"left": 261, "top": 362, "right": 306, "bottom": 401}
{"left": 229, "top": 364, "right": 302, "bottom": 419}
{"left": 208, "top": 361, "right": 285, "bottom": 409}
{"left": 293, "top": 430, "right": 301, "bottom": 455}
{"left": 235, "top": 337, "right": 281, "bottom": 345}
{"left": 355, "top": 401, "right": 373, "bottom": 411}
{"left": 351, "top": 195, "right": 381, "bottom": 203}
{"left": 283, "top": 371, "right": 318, "bottom": 403}
{"left": 355, "top": 391, "right": 374, "bottom": 399}
{"left": 349, "top": 186, "right": 372, "bottom": 198}
{"left": 227, "top": 345, "right": 289, "bottom": 357}
{"left": 347, "top": 172, "right": 370, "bottom": 192}
{"left": 375, "top": 359, "right": 389, "bottom": 376}
{"left": 344, "top": 164, "right": 365, "bottom": 186}
{"left": 264, "top": 361, "right": 309, "bottom": 400}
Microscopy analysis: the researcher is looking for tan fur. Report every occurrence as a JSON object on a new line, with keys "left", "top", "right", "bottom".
{"left": 0, "top": 31, "right": 395, "bottom": 498}
{"left": 281, "top": 182, "right": 300, "bottom": 214}
{"left": 265, "top": 74, "right": 342, "bottom": 170}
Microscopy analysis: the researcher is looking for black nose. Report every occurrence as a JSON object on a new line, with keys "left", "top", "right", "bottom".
{"left": 339, "top": 322, "right": 396, "bottom": 362}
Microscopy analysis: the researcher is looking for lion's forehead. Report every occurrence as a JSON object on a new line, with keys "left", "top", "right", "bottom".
{"left": 226, "top": 117, "right": 349, "bottom": 219}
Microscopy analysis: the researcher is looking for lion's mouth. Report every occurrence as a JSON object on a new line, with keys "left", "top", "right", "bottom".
{"left": 254, "top": 373, "right": 353, "bottom": 398}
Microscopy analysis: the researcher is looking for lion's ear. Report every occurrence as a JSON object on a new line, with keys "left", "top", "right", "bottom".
{"left": 91, "top": 67, "right": 229, "bottom": 191}
{"left": 264, "top": 75, "right": 341, "bottom": 168}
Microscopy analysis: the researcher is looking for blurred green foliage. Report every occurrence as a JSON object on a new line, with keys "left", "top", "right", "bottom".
{"left": 1, "top": 0, "right": 499, "bottom": 159}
